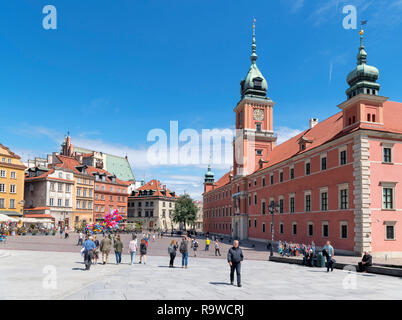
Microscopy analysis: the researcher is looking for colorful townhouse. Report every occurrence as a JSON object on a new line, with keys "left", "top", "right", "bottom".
{"left": 24, "top": 166, "right": 74, "bottom": 227}
{"left": 54, "top": 135, "right": 128, "bottom": 224}
{"left": 203, "top": 26, "right": 402, "bottom": 258}
{"left": 0, "top": 144, "right": 25, "bottom": 217}
{"left": 127, "top": 179, "right": 178, "bottom": 231}
{"left": 88, "top": 166, "right": 129, "bottom": 222}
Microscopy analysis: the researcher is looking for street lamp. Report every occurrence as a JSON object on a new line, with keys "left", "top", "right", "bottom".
{"left": 268, "top": 201, "right": 280, "bottom": 257}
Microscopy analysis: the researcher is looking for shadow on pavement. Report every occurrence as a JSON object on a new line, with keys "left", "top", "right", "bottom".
{"left": 209, "top": 282, "right": 232, "bottom": 286}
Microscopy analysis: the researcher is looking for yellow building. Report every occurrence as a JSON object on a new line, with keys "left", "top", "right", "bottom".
{"left": 0, "top": 143, "right": 25, "bottom": 217}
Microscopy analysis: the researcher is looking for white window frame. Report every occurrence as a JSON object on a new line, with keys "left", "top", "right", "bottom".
{"left": 319, "top": 187, "right": 329, "bottom": 211}
{"left": 339, "top": 146, "right": 347, "bottom": 165}
{"left": 289, "top": 193, "right": 295, "bottom": 213}
{"left": 338, "top": 183, "right": 349, "bottom": 210}
{"left": 380, "top": 182, "right": 397, "bottom": 210}
{"left": 381, "top": 142, "right": 394, "bottom": 164}
{"left": 278, "top": 195, "right": 284, "bottom": 213}
{"left": 384, "top": 221, "right": 396, "bottom": 241}
{"left": 10, "top": 184, "right": 16, "bottom": 194}
{"left": 305, "top": 159, "right": 311, "bottom": 175}
{"left": 304, "top": 190, "right": 312, "bottom": 212}
{"left": 320, "top": 153, "right": 328, "bottom": 171}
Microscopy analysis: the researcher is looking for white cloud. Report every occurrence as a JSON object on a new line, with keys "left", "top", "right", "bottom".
{"left": 275, "top": 126, "right": 303, "bottom": 145}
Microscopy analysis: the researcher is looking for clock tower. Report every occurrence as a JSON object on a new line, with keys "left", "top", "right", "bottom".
{"left": 233, "top": 22, "right": 277, "bottom": 177}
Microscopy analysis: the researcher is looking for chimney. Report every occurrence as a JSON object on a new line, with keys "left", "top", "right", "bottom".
{"left": 309, "top": 118, "right": 318, "bottom": 129}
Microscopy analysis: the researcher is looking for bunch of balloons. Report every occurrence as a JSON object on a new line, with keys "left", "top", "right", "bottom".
{"left": 104, "top": 209, "right": 123, "bottom": 229}
{"left": 84, "top": 209, "right": 123, "bottom": 234}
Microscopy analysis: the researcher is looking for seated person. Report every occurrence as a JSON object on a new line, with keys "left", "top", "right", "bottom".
{"left": 306, "top": 249, "right": 314, "bottom": 267}
{"left": 358, "top": 251, "right": 372, "bottom": 273}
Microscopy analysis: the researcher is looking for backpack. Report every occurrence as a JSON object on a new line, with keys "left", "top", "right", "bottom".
{"left": 140, "top": 244, "right": 147, "bottom": 254}
{"left": 168, "top": 245, "right": 175, "bottom": 254}
{"left": 179, "top": 242, "right": 186, "bottom": 254}
{"left": 194, "top": 241, "right": 198, "bottom": 248}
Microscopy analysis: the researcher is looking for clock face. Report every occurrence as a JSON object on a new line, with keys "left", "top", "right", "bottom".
{"left": 253, "top": 108, "right": 264, "bottom": 121}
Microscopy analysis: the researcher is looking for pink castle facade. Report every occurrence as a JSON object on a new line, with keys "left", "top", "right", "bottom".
{"left": 203, "top": 27, "right": 402, "bottom": 258}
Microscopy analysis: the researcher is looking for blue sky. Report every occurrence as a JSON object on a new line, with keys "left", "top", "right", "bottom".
{"left": 1, "top": 0, "right": 402, "bottom": 199}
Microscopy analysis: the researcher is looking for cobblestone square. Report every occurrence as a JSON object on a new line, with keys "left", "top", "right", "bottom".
{"left": 1, "top": 235, "right": 402, "bottom": 300}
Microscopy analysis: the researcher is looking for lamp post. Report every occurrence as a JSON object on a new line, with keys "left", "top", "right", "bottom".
{"left": 268, "top": 201, "right": 280, "bottom": 257}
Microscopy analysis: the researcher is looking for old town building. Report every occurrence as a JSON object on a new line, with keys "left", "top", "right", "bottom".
{"left": 127, "top": 179, "right": 178, "bottom": 231}
{"left": 55, "top": 135, "right": 128, "bottom": 224}
{"left": 193, "top": 200, "right": 203, "bottom": 232}
{"left": 88, "top": 166, "right": 129, "bottom": 222}
{"left": 0, "top": 144, "right": 25, "bottom": 218}
{"left": 24, "top": 166, "right": 74, "bottom": 227}
{"left": 203, "top": 26, "right": 402, "bottom": 258}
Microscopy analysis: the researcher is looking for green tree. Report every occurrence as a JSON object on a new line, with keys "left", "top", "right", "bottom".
{"left": 172, "top": 194, "right": 197, "bottom": 230}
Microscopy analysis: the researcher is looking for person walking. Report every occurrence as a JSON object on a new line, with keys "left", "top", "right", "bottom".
{"left": 82, "top": 236, "right": 96, "bottom": 271}
{"left": 168, "top": 240, "right": 178, "bottom": 267}
{"left": 214, "top": 239, "right": 221, "bottom": 256}
{"left": 128, "top": 234, "right": 138, "bottom": 265}
{"left": 323, "top": 240, "right": 335, "bottom": 272}
{"left": 205, "top": 237, "right": 210, "bottom": 251}
{"left": 64, "top": 227, "right": 69, "bottom": 239}
{"left": 100, "top": 234, "right": 112, "bottom": 265}
{"left": 358, "top": 251, "right": 372, "bottom": 273}
{"left": 77, "top": 231, "right": 84, "bottom": 246}
{"left": 92, "top": 236, "right": 100, "bottom": 265}
{"left": 180, "top": 236, "right": 189, "bottom": 268}
{"left": 59, "top": 226, "right": 63, "bottom": 238}
{"left": 227, "top": 240, "right": 243, "bottom": 287}
{"left": 139, "top": 239, "right": 147, "bottom": 264}
{"left": 114, "top": 235, "right": 123, "bottom": 264}
{"left": 192, "top": 238, "right": 199, "bottom": 257}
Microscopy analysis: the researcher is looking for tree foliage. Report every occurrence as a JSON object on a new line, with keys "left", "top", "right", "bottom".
{"left": 172, "top": 194, "right": 197, "bottom": 230}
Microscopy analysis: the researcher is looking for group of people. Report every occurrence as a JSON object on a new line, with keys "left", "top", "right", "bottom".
{"left": 279, "top": 239, "right": 373, "bottom": 273}
{"left": 81, "top": 233, "right": 150, "bottom": 270}
{"left": 79, "top": 232, "right": 245, "bottom": 287}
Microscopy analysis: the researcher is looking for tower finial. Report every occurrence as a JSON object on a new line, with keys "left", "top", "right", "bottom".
{"left": 251, "top": 17, "right": 257, "bottom": 64}
{"left": 357, "top": 20, "right": 368, "bottom": 65}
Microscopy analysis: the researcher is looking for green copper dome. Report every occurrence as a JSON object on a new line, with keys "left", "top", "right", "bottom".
{"left": 204, "top": 165, "right": 214, "bottom": 183}
{"left": 346, "top": 29, "right": 380, "bottom": 99}
{"left": 240, "top": 24, "right": 268, "bottom": 98}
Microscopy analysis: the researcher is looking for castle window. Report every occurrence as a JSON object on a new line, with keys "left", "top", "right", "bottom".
{"left": 290, "top": 167, "right": 294, "bottom": 179}
{"left": 367, "top": 114, "right": 371, "bottom": 122}
{"left": 372, "top": 114, "right": 376, "bottom": 122}
{"left": 256, "top": 123, "right": 261, "bottom": 132}
{"left": 383, "top": 147, "right": 392, "bottom": 163}
{"left": 256, "top": 149, "right": 262, "bottom": 156}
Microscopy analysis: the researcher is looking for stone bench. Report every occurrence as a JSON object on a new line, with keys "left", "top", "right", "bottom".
{"left": 269, "top": 256, "right": 402, "bottom": 277}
